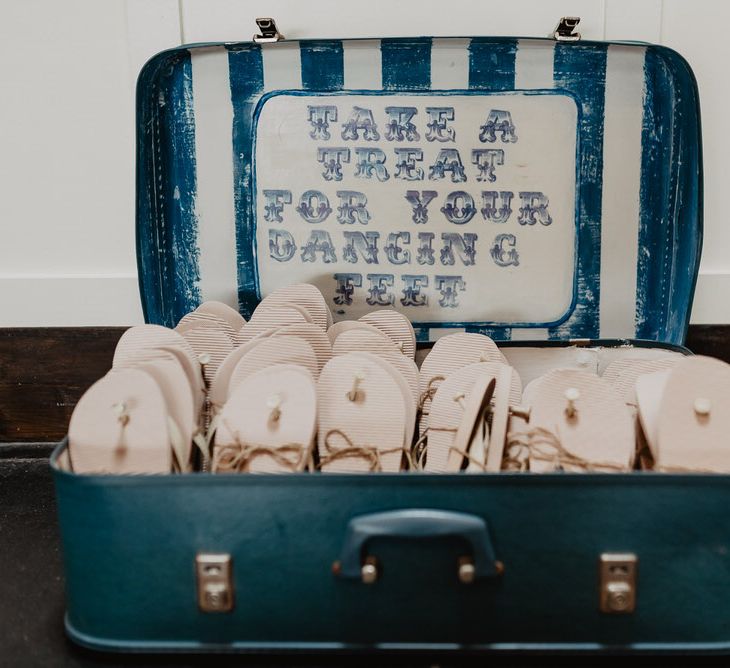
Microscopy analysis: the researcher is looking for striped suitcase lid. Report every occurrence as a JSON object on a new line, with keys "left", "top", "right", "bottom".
{"left": 136, "top": 36, "right": 701, "bottom": 345}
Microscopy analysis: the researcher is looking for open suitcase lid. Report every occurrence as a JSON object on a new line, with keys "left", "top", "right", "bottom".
{"left": 136, "top": 24, "right": 701, "bottom": 345}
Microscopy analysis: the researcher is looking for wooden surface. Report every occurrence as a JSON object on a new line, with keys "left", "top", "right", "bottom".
{"left": 0, "top": 328, "right": 125, "bottom": 442}
{"left": 686, "top": 325, "right": 730, "bottom": 362}
{"left": 1, "top": 326, "right": 729, "bottom": 443}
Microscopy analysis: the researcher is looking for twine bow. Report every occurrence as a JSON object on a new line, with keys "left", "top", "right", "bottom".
{"left": 214, "top": 441, "right": 312, "bottom": 473}
{"left": 504, "top": 427, "right": 628, "bottom": 473}
{"left": 319, "top": 429, "right": 412, "bottom": 472}
{"left": 213, "top": 420, "right": 313, "bottom": 472}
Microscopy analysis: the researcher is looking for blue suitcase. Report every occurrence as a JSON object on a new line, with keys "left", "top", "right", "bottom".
{"left": 53, "top": 21, "right": 713, "bottom": 653}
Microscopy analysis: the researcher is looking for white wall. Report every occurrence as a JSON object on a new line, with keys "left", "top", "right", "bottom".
{"left": 0, "top": 0, "right": 727, "bottom": 325}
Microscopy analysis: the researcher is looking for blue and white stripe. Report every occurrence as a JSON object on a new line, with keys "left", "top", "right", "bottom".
{"left": 138, "top": 37, "right": 700, "bottom": 345}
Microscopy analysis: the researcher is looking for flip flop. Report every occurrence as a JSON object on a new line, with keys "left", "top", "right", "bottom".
{"left": 208, "top": 331, "right": 277, "bottom": 414}
{"left": 424, "top": 363, "right": 500, "bottom": 472}
{"left": 175, "top": 311, "right": 238, "bottom": 342}
{"left": 195, "top": 300, "right": 247, "bottom": 331}
{"left": 238, "top": 304, "right": 311, "bottom": 343}
{"left": 485, "top": 364, "right": 524, "bottom": 472}
{"left": 228, "top": 335, "right": 319, "bottom": 396}
{"left": 527, "top": 369, "right": 634, "bottom": 472}
{"left": 603, "top": 357, "right": 680, "bottom": 413}
{"left": 332, "top": 329, "right": 419, "bottom": 408}
{"left": 450, "top": 373, "right": 497, "bottom": 472}
{"left": 656, "top": 356, "right": 730, "bottom": 472}
{"left": 317, "top": 353, "right": 408, "bottom": 473}
{"left": 418, "top": 332, "right": 506, "bottom": 436}
{"left": 259, "top": 283, "right": 331, "bottom": 331}
{"left": 327, "top": 320, "right": 392, "bottom": 347}
{"left": 113, "top": 324, "right": 205, "bottom": 416}
{"left": 359, "top": 310, "right": 416, "bottom": 359}
{"left": 213, "top": 365, "right": 317, "bottom": 473}
{"left": 635, "top": 369, "right": 672, "bottom": 464}
{"left": 180, "top": 327, "right": 235, "bottom": 387}
{"left": 271, "top": 323, "right": 333, "bottom": 375}
{"left": 604, "top": 357, "right": 680, "bottom": 470}
{"left": 111, "top": 350, "right": 197, "bottom": 470}
{"left": 68, "top": 368, "right": 172, "bottom": 474}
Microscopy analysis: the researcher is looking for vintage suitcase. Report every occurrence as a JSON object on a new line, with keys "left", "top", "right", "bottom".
{"left": 52, "top": 19, "right": 714, "bottom": 653}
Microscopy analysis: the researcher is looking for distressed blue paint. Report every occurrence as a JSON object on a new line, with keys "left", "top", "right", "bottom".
{"left": 466, "top": 326, "right": 512, "bottom": 341}
{"left": 413, "top": 327, "right": 430, "bottom": 343}
{"left": 636, "top": 46, "right": 702, "bottom": 344}
{"left": 381, "top": 38, "right": 431, "bottom": 90}
{"left": 468, "top": 38, "right": 517, "bottom": 91}
{"left": 664, "top": 48, "right": 703, "bottom": 344}
{"left": 228, "top": 45, "right": 264, "bottom": 319}
{"left": 136, "top": 50, "right": 200, "bottom": 327}
{"left": 301, "top": 41, "right": 344, "bottom": 91}
{"left": 636, "top": 49, "right": 672, "bottom": 342}
{"left": 167, "top": 54, "right": 202, "bottom": 321}
{"left": 136, "top": 58, "right": 164, "bottom": 325}
{"left": 548, "top": 44, "right": 608, "bottom": 341}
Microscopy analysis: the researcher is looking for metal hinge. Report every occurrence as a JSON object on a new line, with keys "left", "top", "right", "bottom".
{"left": 552, "top": 17, "right": 581, "bottom": 42}
{"left": 254, "top": 17, "right": 285, "bottom": 44}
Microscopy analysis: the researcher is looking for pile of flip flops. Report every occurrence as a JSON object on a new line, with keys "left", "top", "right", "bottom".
{"left": 64, "top": 283, "right": 730, "bottom": 475}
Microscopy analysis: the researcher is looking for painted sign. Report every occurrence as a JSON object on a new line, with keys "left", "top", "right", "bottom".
{"left": 254, "top": 92, "right": 578, "bottom": 324}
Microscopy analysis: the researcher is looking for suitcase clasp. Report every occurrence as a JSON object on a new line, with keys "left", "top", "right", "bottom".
{"left": 196, "top": 553, "right": 234, "bottom": 613}
{"left": 599, "top": 553, "right": 637, "bottom": 613}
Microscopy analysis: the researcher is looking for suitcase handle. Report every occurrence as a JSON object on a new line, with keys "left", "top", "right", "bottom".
{"left": 334, "top": 509, "right": 502, "bottom": 583}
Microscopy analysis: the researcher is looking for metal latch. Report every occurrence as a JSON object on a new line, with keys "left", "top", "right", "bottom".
{"left": 254, "top": 18, "right": 285, "bottom": 43}
{"left": 552, "top": 17, "right": 581, "bottom": 42}
{"left": 599, "top": 553, "right": 637, "bottom": 613}
{"left": 196, "top": 553, "right": 234, "bottom": 613}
